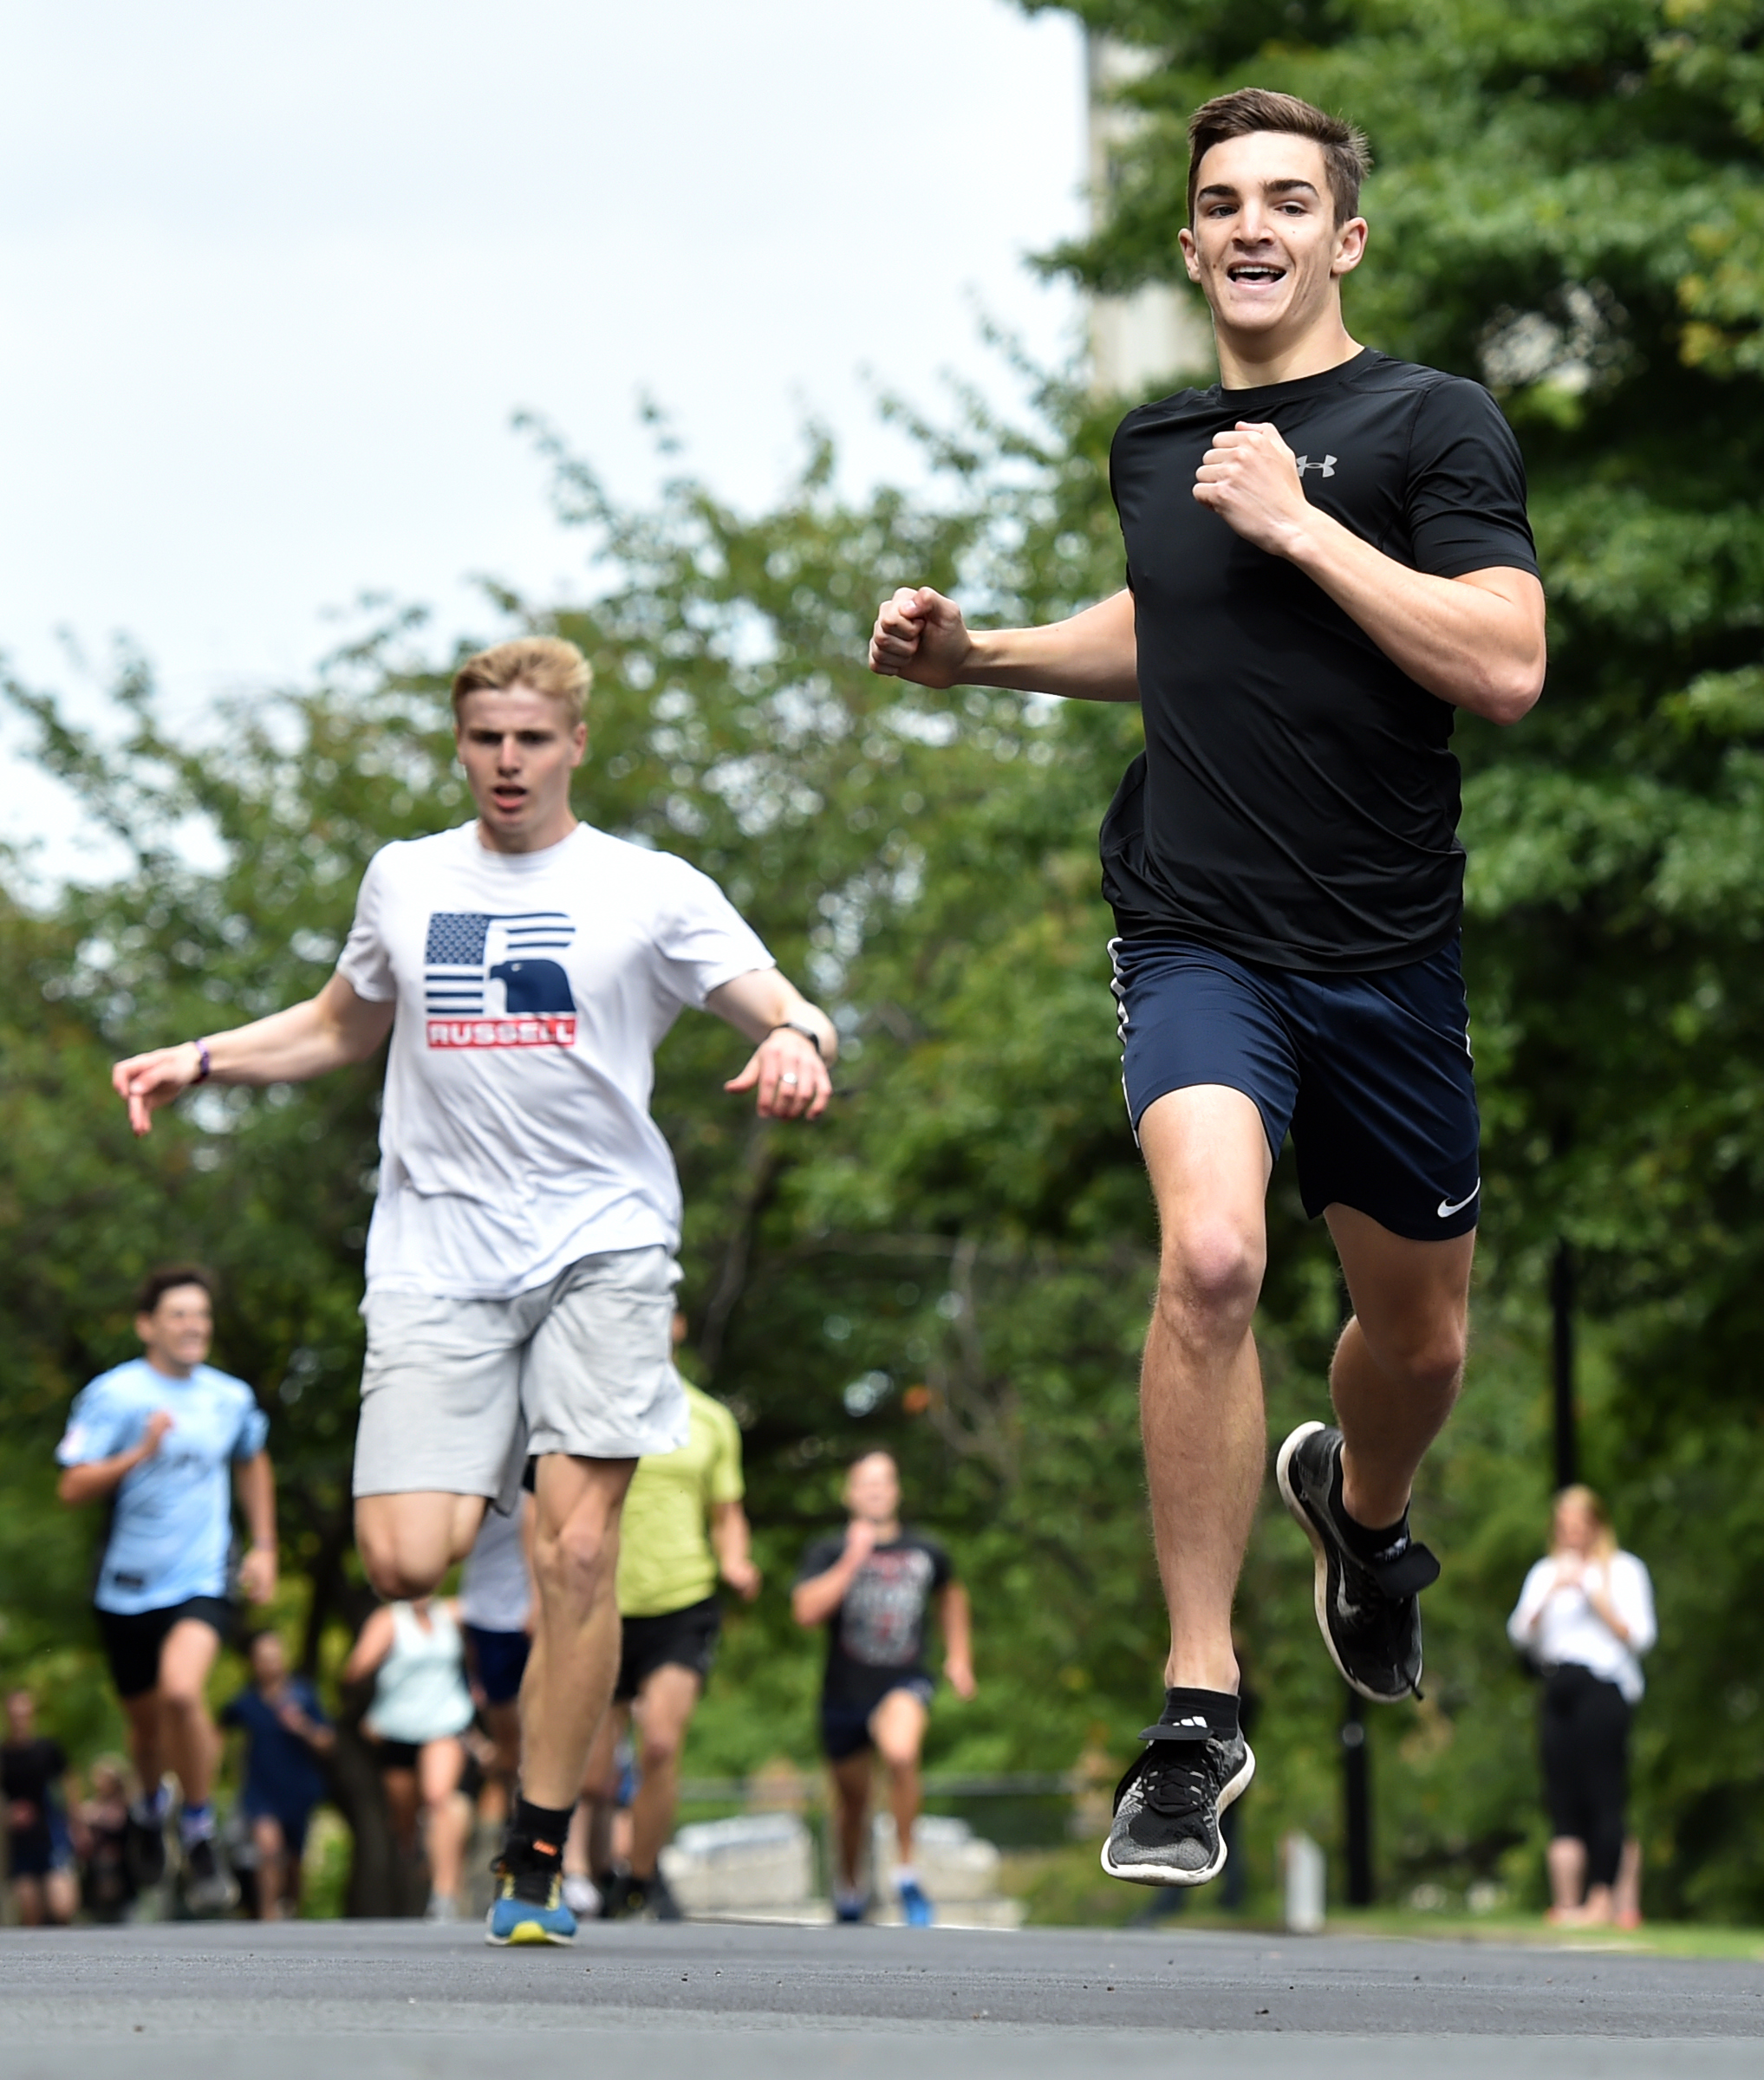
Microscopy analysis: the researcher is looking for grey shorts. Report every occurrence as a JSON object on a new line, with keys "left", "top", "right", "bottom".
{"left": 352, "top": 1245, "right": 687, "bottom": 1510}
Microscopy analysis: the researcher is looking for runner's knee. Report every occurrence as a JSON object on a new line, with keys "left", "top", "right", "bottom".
{"left": 1369, "top": 1315, "right": 1467, "bottom": 1399}
{"left": 535, "top": 1517, "right": 617, "bottom": 1607}
{"left": 356, "top": 1537, "right": 446, "bottom": 1603}
{"left": 1156, "top": 1218, "right": 1264, "bottom": 1334}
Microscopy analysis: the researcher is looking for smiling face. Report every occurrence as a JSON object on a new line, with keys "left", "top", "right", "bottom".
{"left": 455, "top": 683, "right": 587, "bottom": 855}
{"left": 136, "top": 1282, "right": 213, "bottom": 1377}
{"left": 1179, "top": 130, "right": 1365, "bottom": 354}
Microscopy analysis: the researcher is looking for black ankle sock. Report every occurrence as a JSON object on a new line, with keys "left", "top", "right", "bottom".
{"left": 512, "top": 1797, "right": 572, "bottom": 1860}
{"left": 1330, "top": 1452, "right": 1410, "bottom": 1561}
{"left": 1162, "top": 1687, "right": 1239, "bottom": 1739}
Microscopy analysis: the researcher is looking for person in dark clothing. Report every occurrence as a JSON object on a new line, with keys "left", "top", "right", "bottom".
{"left": 221, "top": 1631, "right": 335, "bottom": 1920}
{"left": 793, "top": 1453, "right": 973, "bottom": 1926}
{"left": 3, "top": 1689, "right": 77, "bottom": 1926}
{"left": 869, "top": 83, "right": 1545, "bottom": 1892}
{"left": 73, "top": 1757, "right": 137, "bottom": 1923}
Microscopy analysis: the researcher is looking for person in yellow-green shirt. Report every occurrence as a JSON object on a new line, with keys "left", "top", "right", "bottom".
{"left": 579, "top": 1313, "right": 759, "bottom": 1920}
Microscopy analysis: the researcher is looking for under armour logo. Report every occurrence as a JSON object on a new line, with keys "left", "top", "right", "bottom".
{"left": 1295, "top": 453, "right": 1337, "bottom": 477}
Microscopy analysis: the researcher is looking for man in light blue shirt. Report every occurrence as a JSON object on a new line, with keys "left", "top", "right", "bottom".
{"left": 56, "top": 1264, "right": 277, "bottom": 1914}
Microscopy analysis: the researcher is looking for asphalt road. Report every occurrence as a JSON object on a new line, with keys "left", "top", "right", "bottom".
{"left": 3, "top": 1919, "right": 1762, "bottom": 2079}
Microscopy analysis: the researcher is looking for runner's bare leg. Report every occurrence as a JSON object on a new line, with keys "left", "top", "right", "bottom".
{"left": 520, "top": 1455, "right": 636, "bottom": 1810}
{"left": 1137, "top": 1085, "right": 1273, "bottom": 1695}
{"left": 1325, "top": 1206, "right": 1473, "bottom": 1529}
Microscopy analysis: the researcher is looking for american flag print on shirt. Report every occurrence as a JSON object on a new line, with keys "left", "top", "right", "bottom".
{"left": 423, "top": 910, "right": 579, "bottom": 1049}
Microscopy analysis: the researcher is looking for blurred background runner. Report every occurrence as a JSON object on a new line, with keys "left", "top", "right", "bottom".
{"left": 1508, "top": 1485, "right": 1657, "bottom": 1929}
{"left": 3, "top": 1687, "right": 78, "bottom": 1927}
{"left": 345, "top": 1596, "right": 474, "bottom": 1923}
{"left": 71, "top": 1758, "right": 137, "bottom": 1924}
{"left": 54, "top": 1265, "right": 277, "bottom": 1916}
{"left": 221, "top": 1630, "right": 334, "bottom": 1920}
{"left": 576, "top": 1313, "right": 759, "bottom": 1921}
{"left": 460, "top": 1493, "right": 534, "bottom": 1835}
{"left": 793, "top": 1452, "right": 974, "bottom": 1927}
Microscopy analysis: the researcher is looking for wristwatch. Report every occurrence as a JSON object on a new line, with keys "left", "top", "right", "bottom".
{"left": 769, "top": 1020, "right": 823, "bottom": 1057}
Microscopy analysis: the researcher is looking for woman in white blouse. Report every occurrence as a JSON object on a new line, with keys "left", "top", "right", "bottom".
{"left": 1507, "top": 1485, "right": 1656, "bottom": 1927}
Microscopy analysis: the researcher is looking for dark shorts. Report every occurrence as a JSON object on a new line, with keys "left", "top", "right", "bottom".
{"left": 369, "top": 1738, "right": 424, "bottom": 1774}
{"left": 95, "top": 1595, "right": 234, "bottom": 1700}
{"left": 7, "top": 1830, "right": 65, "bottom": 1881}
{"left": 819, "top": 1675, "right": 935, "bottom": 1763}
{"left": 465, "top": 1623, "right": 531, "bottom": 1706}
{"left": 240, "top": 1795, "right": 316, "bottom": 1862}
{"left": 615, "top": 1596, "right": 722, "bottom": 1704}
{"left": 1110, "top": 933, "right": 1481, "bottom": 1242}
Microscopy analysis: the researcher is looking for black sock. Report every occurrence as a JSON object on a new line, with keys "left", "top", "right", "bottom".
{"left": 1162, "top": 1687, "right": 1239, "bottom": 1739}
{"left": 1331, "top": 1452, "right": 1410, "bottom": 1562}
{"left": 511, "top": 1797, "right": 572, "bottom": 1860}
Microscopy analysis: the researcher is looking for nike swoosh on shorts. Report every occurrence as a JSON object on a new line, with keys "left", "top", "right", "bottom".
{"left": 1435, "top": 1183, "right": 1481, "bottom": 1219}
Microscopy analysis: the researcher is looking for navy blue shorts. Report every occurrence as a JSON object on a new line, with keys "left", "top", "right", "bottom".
{"left": 1110, "top": 934, "right": 1481, "bottom": 1242}
{"left": 820, "top": 1675, "right": 935, "bottom": 1763}
{"left": 465, "top": 1623, "right": 531, "bottom": 1707}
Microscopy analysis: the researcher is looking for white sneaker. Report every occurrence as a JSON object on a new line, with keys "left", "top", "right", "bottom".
{"left": 424, "top": 1892, "right": 460, "bottom": 1923}
{"left": 561, "top": 1874, "right": 601, "bottom": 1919}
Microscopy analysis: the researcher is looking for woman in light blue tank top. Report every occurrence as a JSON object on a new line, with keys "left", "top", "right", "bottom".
{"left": 343, "top": 1597, "right": 474, "bottom": 1921}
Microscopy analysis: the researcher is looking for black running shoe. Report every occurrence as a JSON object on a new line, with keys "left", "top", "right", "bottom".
{"left": 126, "top": 1806, "right": 166, "bottom": 1889}
{"left": 181, "top": 1835, "right": 240, "bottom": 1916}
{"left": 645, "top": 1869, "right": 684, "bottom": 1923}
{"left": 599, "top": 1870, "right": 641, "bottom": 1920}
{"left": 1100, "top": 1718, "right": 1254, "bottom": 1888}
{"left": 1276, "top": 1420, "right": 1440, "bottom": 1703}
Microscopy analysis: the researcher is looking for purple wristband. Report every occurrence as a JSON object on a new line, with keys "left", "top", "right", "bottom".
{"left": 193, "top": 1039, "right": 212, "bottom": 1083}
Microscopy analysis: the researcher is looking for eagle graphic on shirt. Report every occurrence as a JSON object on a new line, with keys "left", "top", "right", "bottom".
{"left": 423, "top": 911, "right": 579, "bottom": 1050}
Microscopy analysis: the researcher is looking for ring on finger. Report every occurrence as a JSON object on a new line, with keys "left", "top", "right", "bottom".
{"left": 780, "top": 1072, "right": 799, "bottom": 1087}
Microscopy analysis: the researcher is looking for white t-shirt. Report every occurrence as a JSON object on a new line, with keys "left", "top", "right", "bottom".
{"left": 335, "top": 820, "right": 772, "bottom": 1298}
{"left": 1507, "top": 1550, "right": 1657, "bottom": 1704}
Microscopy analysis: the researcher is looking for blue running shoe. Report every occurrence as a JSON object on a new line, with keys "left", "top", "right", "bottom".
{"left": 897, "top": 1877, "right": 934, "bottom": 1927}
{"left": 485, "top": 1851, "right": 576, "bottom": 1947}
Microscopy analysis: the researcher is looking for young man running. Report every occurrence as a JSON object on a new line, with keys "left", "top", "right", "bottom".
{"left": 869, "top": 88, "right": 1544, "bottom": 1889}
{"left": 581, "top": 1310, "right": 761, "bottom": 1921}
{"left": 56, "top": 1265, "right": 277, "bottom": 1914}
{"left": 793, "top": 1452, "right": 974, "bottom": 1925}
{"left": 110, "top": 635, "right": 836, "bottom": 1944}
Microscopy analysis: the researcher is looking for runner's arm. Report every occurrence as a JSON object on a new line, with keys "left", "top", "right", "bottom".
{"left": 342, "top": 1606, "right": 396, "bottom": 1686}
{"left": 233, "top": 1451, "right": 278, "bottom": 1605}
{"left": 938, "top": 1582, "right": 976, "bottom": 1700}
{"left": 1192, "top": 421, "right": 1546, "bottom": 723}
{"left": 55, "top": 1407, "right": 173, "bottom": 1505}
{"left": 111, "top": 972, "right": 396, "bottom": 1137}
{"left": 869, "top": 587, "right": 1139, "bottom": 703}
{"left": 710, "top": 1500, "right": 761, "bottom": 1602}
{"left": 706, "top": 968, "right": 836, "bottom": 1121}
{"left": 791, "top": 1538, "right": 872, "bottom": 1627}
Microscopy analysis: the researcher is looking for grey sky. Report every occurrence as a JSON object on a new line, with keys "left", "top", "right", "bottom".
{"left": 0, "top": 0, "right": 1085, "bottom": 883}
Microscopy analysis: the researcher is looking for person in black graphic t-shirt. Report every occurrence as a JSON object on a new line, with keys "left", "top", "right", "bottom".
{"left": 869, "top": 87, "right": 1545, "bottom": 1893}
{"left": 793, "top": 1453, "right": 973, "bottom": 1925}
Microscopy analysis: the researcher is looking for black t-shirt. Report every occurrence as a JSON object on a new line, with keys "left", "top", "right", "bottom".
{"left": 796, "top": 1527, "right": 954, "bottom": 1709}
{"left": 3, "top": 1736, "right": 67, "bottom": 1847}
{"left": 1103, "top": 348, "right": 1539, "bottom": 972}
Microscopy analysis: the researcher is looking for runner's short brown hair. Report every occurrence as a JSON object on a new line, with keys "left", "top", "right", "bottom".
{"left": 1187, "top": 88, "right": 1371, "bottom": 228}
{"left": 134, "top": 1264, "right": 217, "bottom": 1316}
{"left": 451, "top": 636, "right": 591, "bottom": 723}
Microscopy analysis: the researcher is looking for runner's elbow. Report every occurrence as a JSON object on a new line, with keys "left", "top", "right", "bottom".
{"left": 1479, "top": 656, "right": 1545, "bottom": 725}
